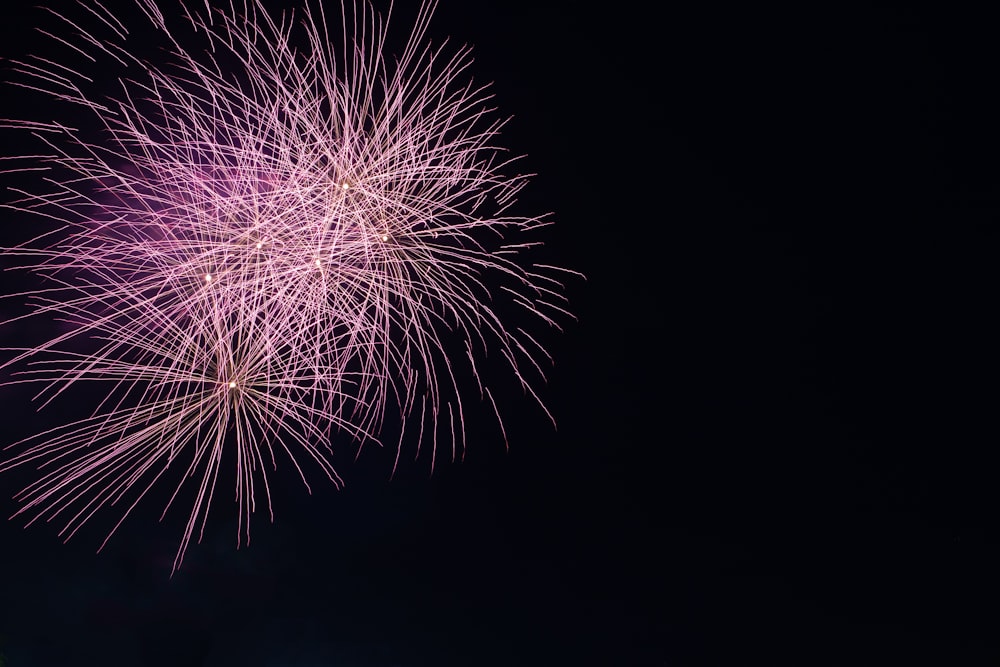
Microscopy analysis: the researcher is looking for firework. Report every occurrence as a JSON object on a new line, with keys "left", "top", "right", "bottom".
{"left": 0, "top": 0, "right": 576, "bottom": 571}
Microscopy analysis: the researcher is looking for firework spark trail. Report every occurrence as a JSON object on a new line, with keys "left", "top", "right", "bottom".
{"left": 0, "top": 0, "right": 578, "bottom": 572}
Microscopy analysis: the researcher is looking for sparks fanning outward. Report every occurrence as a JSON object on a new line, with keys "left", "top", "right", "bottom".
{"left": 0, "top": 0, "right": 578, "bottom": 572}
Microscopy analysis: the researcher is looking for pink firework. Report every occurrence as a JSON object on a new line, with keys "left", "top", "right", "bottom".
{"left": 0, "top": 0, "right": 576, "bottom": 571}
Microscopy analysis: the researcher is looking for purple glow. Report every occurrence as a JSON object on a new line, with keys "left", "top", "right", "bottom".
{"left": 0, "top": 0, "right": 578, "bottom": 572}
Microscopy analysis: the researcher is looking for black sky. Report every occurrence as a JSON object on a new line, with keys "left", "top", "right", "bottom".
{"left": 1, "top": 1, "right": 1000, "bottom": 665}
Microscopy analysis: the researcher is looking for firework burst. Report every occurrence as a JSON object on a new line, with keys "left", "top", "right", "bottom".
{"left": 0, "top": 0, "right": 576, "bottom": 571}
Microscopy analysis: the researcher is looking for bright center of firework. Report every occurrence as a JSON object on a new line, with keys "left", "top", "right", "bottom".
{"left": 255, "top": 241, "right": 263, "bottom": 249}
{"left": 381, "top": 234, "right": 388, "bottom": 242}
{"left": 204, "top": 273, "right": 212, "bottom": 282}
{"left": 228, "top": 381, "right": 236, "bottom": 389}
{"left": 315, "top": 258, "right": 322, "bottom": 267}
{"left": 341, "top": 182, "right": 350, "bottom": 190}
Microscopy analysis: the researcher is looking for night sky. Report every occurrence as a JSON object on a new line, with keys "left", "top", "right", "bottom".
{"left": 1, "top": 1, "right": 1000, "bottom": 665}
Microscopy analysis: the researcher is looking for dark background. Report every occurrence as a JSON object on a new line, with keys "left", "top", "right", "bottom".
{"left": 1, "top": 1, "right": 999, "bottom": 665}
